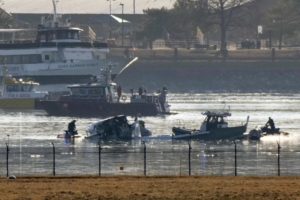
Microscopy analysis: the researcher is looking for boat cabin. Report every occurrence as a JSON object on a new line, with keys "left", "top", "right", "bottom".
{"left": 0, "top": 76, "right": 47, "bottom": 99}
{"left": 65, "top": 82, "right": 118, "bottom": 102}
{"left": 5, "top": 78, "right": 37, "bottom": 92}
{"left": 200, "top": 111, "right": 230, "bottom": 131}
{"left": 36, "top": 27, "right": 82, "bottom": 43}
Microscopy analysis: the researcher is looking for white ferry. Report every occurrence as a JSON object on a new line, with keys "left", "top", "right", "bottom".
{"left": 0, "top": 0, "right": 110, "bottom": 84}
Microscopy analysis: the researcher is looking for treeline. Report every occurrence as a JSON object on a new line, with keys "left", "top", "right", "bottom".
{"left": 137, "top": 0, "right": 300, "bottom": 52}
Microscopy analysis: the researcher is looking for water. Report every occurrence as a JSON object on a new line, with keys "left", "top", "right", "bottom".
{"left": 1, "top": 93, "right": 300, "bottom": 176}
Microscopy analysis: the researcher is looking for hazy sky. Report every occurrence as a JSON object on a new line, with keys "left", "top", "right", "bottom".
{"left": 2, "top": 0, "right": 176, "bottom": 14}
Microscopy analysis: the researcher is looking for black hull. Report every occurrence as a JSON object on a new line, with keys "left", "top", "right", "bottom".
{"left": 172, "top": 126, "right": 247, "bottom": 140}
{"left": 40, "top": 100, "right": 159, "bottom": 117}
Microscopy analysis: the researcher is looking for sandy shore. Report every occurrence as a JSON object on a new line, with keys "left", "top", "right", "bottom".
{"left": 1, "top": 176, "right": 300, "bottom": 200}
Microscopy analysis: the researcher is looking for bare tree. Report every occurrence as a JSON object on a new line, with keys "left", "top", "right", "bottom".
{"left": 208, "top": 0, "right": 253, "bottom": 57}
{"left": 0, "top": 1, "right": 13, "bottom": 28}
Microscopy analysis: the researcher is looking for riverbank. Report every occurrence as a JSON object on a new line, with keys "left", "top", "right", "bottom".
{"left": 116, "top": 59, "right": 300, "bottom": 93}
{"left": 1, "top": 176, "right": 299, "bottom": 200}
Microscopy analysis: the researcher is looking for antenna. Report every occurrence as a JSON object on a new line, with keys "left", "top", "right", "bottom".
{"left": 52, "top": 0, "right": 59, "bottom": 26}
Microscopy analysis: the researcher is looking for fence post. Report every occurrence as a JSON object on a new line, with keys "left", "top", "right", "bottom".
{"left": 6, "top": 143, "right": 9, "bottom": 177}
{"left": 98, "top": 143, "right": 102, "bottom": 176}
{"left": 188, "top": 141, "right": 192, "bottom": 176}
{"left": 51, "top": 142, "right": 55, "bottom": 176}
{"left": 143, "top": 141, "right": 147, "bottom": 176}
{"left": 234, "top": 141, "right": 237, "bottom": 176}
{"left": 277, "top": 142, "right": 281, "bottom": 176}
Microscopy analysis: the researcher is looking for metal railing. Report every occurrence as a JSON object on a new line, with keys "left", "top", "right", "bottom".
{"left": 0, "top": 142, "right": 297, "bottom": 177}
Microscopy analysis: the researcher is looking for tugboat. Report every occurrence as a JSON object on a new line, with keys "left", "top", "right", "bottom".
{"left": 39, "top": 66, "right": 170, "bottom": 117}
{"left": 85, "top": 115, "right": 152, "bottom": 140}
{"left": 0, "top": 67, "right": 48, "bottom": 109}
{"left": 172, "top": 111, "right": 249, "bottom": 140}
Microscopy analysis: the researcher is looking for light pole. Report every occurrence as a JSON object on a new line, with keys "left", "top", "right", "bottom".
{"left": 107, "top": 0, "right": 115, "bottom": 38}
{"left": 120, "top": 3, "right": 124, "bottom": 47}
{"left": 133, "top": 0, "right": 135, "bottom": 14}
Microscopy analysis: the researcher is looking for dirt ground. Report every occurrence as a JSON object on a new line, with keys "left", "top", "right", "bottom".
{"left": 0, "top": 176, "right": 300, "bottom": 200}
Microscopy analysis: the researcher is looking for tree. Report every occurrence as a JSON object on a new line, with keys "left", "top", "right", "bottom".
{"left": 137, "top": 8, "right": 171, "bottom": 49}
{"left": 266, "top": 0, "right": 300, "bottom": 48}
{"left": 0, "top": 7, "right": 13, "bottom": 28}
{"left": 208, "top": 0, "right": 254, "bottom": 57}
{"left": 171, "top": 0, "right": 198, "bottom": 47}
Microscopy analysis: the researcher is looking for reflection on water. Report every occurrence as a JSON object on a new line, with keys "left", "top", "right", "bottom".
{"left": 0, "top": 93, "right": 300, "bottom": 176}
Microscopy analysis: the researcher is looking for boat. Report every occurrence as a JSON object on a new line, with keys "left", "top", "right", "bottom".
{"left": 85, "top": 115, "right": 151, "bottom": 140}
{"left": 172, "top": 111, "right": 249, "bottom": 140}
{"left": 248, "top": 125, "right": 288, "bottom": 141}
{"left": 0, "top": 0, "right": 114, "bottom": 84}
{"left": 0, "top": 68, "right": 48, "bottom": 109}
{"left": 39, "top": 66, "right": 171, "bottom": 117}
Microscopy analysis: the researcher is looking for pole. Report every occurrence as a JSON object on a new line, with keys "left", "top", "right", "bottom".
{"left": 269, "top": 30, "right": 272, "bottom": 49}
{"left": 234, "top": 141, "right": 237, "bottom": 176}
{"left": 51, "top": 142, "right": 55, "bottom": 176}
{"left": 133, "top": 0, "right": 135, "bottom": 14}
{"left": 120, "top": 3, "right": 124, "bottom": 47}
{"left": 277, "top": 143, "right": 280, "bottom": 176}
{"left": 6, "top": 143, "right": 9, "bottom": 177}
{"left": 188, "top": 141, "right": 192, "bottom": 176}
{"left": 143, "top": 141, "right": 147, "bottom": 176}
{"left": 98, "top": 143, "right": 102, "bottom": 176}
{"left": 107, "top": 0, "right": 113, "bottom": 38}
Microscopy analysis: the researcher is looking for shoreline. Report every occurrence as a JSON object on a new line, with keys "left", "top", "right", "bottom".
{"left": 1, "top": 176, "right": 299, "bottom": 199}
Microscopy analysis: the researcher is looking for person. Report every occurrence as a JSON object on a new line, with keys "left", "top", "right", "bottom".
{"left": 68, "top": 120, "right": 77, "bottom": 136}
{"left": 117, "top": 85, "right": 122, "bottom": 102}
{"left": 130, "top": 89, "right": 134, "bottom": 96}
{"left": 265, "top": 117, "right": 275, "bottom": 131}
{"left": 138, "top": 87, "right": 143, "bottom": 96}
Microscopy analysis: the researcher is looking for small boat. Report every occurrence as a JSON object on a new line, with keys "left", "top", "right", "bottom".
{"left": 248, "top": 126, "right": 288, "bottom": 141}
{"left": 172, "top": 111, "right": 249, "bottom": 140}
{"left": 85, "top": 115, "right": 152, "bottom": 140}
{"left": 0, "top": 68, "right": 48, "bottom": 109}
{"left": 40, "top": 66, "right": 170, "bottom": 117}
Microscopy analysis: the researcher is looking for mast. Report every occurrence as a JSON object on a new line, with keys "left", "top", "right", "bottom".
{"left": 52, "top": 0, "right": 58, "bottom": 27}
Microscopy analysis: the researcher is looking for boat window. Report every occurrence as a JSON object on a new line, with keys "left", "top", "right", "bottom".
{"left": 44, "top": 55, "right": 50, "bottom": 61}
{"left": 0, "top": 55, "right": 42, "bottom": 65}
{"left": 6, "top": 85, "right": 19, "bottom": 92}
{"left": 68, "top": 32, "right": 72, "bottom": 39}
{"left": 39, "top": 33, "right": 46, "bottom": 42}
{"left": 11, "top": 55, "right": 21, "bottom": 64}
{"left": 56, "top": 31, "right": 66, "bottom": 40}
{"left": 70, "top": 87, "right": 88, "bottom": 96}
{"left": 74, "top": 32, "right": 79, "bottom": 40}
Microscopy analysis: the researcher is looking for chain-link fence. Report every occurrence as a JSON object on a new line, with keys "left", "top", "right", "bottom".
{"left": 0, "top": 142, "right": 299, "bottom": 177}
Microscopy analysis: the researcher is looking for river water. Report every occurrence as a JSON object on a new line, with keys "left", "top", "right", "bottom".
{"left": 0, "top": 93, "right": 300, "bottom": 176}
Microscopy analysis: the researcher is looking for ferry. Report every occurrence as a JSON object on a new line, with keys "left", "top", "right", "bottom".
{"left": 0, "top": 0, "right": 110, "bottom": 84}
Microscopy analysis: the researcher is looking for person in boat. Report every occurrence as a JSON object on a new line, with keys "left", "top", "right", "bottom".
{"left": 67, "top": 120, "right": 78, "bottom": 136}
{"left": 130, "top": 89, "right": 134, "bottom": 96}
{"left": 117, "top": 85, "right": 122, "bottom": 102}
{"left": 159, "top": 86, "right": 168, "bottom": 112}
{"left": 264, "top": 117, "right": 276, "bottom": 132}
{"left": 138, "top": 87, "right": 143, "bottom": 96}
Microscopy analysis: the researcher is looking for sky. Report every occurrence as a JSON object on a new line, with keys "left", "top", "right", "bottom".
{"left": 2, "top": 0, "right": 176, "bottom": 14}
